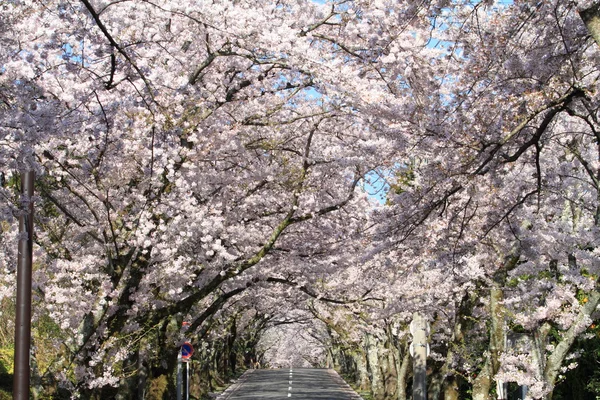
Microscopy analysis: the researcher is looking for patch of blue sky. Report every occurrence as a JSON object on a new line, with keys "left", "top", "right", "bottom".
{"left": 426, "top": 0, "right": 514, "bottom": 49}
{"left": 269, "top": 71, "right": 324, "bottom": 102}
{"left": 360, "top": 166, "right": 400, "bottom": 205}
{"left": 492, "top": 0, "right": 513, "bottom": 9}
{"left": 61, "top": 42, "right": 87, "bottom": 66}
{"left": 61, "top": 43, "right": 75, "bottom": 59}
{"left": 302, "top": 86, "right": 322, "bottom": 100}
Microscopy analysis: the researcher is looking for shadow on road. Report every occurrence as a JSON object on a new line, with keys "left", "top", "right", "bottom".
{"left": 223, "top": 368, "right": 361, "bottom": 400}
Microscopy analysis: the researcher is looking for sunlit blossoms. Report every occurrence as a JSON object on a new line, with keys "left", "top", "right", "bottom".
{"left": 1, "top": 0, "right": 600, "bottom": 399}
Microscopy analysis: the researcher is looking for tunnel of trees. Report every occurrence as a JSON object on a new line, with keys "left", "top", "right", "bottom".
{"left": 2, "top": 0, "right": 600, "bottom": 399}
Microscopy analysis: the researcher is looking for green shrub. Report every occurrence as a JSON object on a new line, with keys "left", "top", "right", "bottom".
{"left": 147, "top": 375, "right": 168, "bottom": 400}
{"left": 0, "top": 348, "right": 13, "bottom": 375}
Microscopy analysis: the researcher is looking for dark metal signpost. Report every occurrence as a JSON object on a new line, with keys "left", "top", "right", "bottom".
{"left": 182, "top": 343, "right": 193, "bottom": 400}
{"left": 13, "top": 170, "right": 34, "bottom": 400}
{"left": 177, "top": 342, "right": 194, "bottom": 400}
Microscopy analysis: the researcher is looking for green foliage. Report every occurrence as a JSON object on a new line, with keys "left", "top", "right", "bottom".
{"left": 0, "top": 352, "right": 11, "bottom": 399}
{"left": 2, "top": 173, "right": 19, "bottom": 193}
{"left": 553, "top": 326, "right": 600, "bottom": 399}
{"left": 0, "top": 299, "right": 14, "bottom": 351}
{"left": 576, "top": 288, "right": 594, "bottom": 306}
{"left": 147, "top": 374, "right": 168, "bottom": 400}
{"left": 35, "top": 313, "right": 63, "bottom": 340}
{"left": 338, "top": 370, "right": 373, "bottom": 400}
{"left": 0, "top": 348, "right": 13, "bottom": 375}
{"left": 389, "top": 164, "right": 415, "bottom": 196}
{"left": 0, "top": 297, "right": 13, "bottom": 399}
{"left": 537, "top": 270, "right": 555, "bottom": 279}
{"left": 506, "top": 277, "right": 520, "bottom": 287}
{"left": 0, "top": 389, "right": 10, "bottom": 400}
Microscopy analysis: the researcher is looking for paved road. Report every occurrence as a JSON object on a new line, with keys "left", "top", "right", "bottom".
{"left": 219, "top": 368, "right": 363, "bottom": 400}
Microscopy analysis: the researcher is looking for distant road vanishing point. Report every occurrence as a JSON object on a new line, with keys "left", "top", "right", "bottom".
{"left": 218, "top": 368, "right": 364, "bottom": 400}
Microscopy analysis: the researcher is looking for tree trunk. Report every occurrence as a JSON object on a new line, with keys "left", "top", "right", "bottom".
{"left": 355, "top": 346, "right": 371, "bottom": 392}
{"left": 429, "top": 371, "right": 445, "bottom": 400}
{"left": 228, "top": 318, "right": 237, "bottom": 375}
{"left": 397, "top": 341, "right": 411, "bottom": 400}
{"left": 30, "top": 339, "right": 44, "bottom": 400}
{"left": 472, "top": 285, "right": 505, "bottom": 400}
{"left": 543, "top": 290, "right": 600, "bottom": 399}
{"left": 443, "top": 375, "right": 459, "bottom": 400}
{"left": 137, "top": 346, "right": 148, "bottom": 399}
{"left": 489, "top": 286, "right": 505, "bottom": 375}
{"left": 115, "top": 351, "right": 138, "bottom": 400}
{"left": 383, "top": 327, "right": 399, "bottom": 399}
{"left": 471, "top": 356, "right": 492, "bottom": 400}
{"left": 366, "top": 334, "right": 385, "bottom": 400}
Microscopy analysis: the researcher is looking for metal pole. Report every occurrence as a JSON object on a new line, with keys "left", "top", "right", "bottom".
{"left": 519, "top": 384, "right": 528, "bottom": 400}
{"left": 176, "top": 350, "right": 182, "bottom": 400}
{"left": 186, "top": 360, "right": 190, "bottom": 400}
{"left": 13, "top": 170, "right": 34, "bottom": 400}
{"left": 410, "top": 313, "right": 428, "bottom": 400}
{"left": 496, "top": 380, "right": 507, "bottom": 400}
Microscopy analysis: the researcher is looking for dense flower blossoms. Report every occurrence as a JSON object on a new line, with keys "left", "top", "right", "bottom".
{"left": 1, "top": 0, "right": 600, "bottom": 398}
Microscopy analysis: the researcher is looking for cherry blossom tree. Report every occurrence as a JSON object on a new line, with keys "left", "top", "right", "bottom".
{"left": 347, "top": 0, "right": 600, "bottom": 398}
{"left": 0, "top": 0, "right": 386, "bottom": 396}
{"left": 3, "top": 0, "right": 600, "bottom": 399}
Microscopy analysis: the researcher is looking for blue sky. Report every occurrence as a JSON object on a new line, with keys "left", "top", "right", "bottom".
{"left": 363, "top": 170, "right": 392, "bottom": 205}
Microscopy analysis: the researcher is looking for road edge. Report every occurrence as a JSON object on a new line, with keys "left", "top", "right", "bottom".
{"left": 327, "top": 369, "right": 365, "bottom": 400}
{"left": 215, "top": 369, "right": 255, "bottom": 399}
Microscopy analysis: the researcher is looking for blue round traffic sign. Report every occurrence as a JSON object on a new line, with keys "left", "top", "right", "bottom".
{"left": 181, "top": 342, "right": 194, "bottom": 359}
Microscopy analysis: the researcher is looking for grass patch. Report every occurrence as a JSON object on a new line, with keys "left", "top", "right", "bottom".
{"left": 335, "top": 369, "right": 373, "bottom": 400}
{"left": 200, "top": 368, "right": 249, "bottom": 399}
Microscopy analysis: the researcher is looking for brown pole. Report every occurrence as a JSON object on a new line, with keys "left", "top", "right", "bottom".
{"left": 13, "top": 170, "right": 34, "bottom": 400}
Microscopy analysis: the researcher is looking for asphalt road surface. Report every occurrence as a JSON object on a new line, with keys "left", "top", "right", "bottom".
{"left": 219, "top": 368, "right": 363, "bottom": 400}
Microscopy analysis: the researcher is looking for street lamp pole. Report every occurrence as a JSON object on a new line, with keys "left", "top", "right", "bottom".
{"left": 13, "top": 170, "right": 34, "bottom": 400}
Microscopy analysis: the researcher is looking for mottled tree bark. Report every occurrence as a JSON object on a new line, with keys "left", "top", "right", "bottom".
{"left": 472, "top": 285, "right": 505, "bottom": 400}
{"left": 397, "top": 341, "right": 411, "bottom": 400}
{"left": 544, "top": 291, "right": 600, "bottom": 399}
{"left": 365, "top": 334, "right": 385, "bottom": 399}
{"left": 383, "top": 327, "right": 399, "bottom": 398}
{"left": 443, "top": 376, "right": 460, "bottom": 400}
{"left": 355, "top": 346, "right": 371, "bottom": 392}
{"left": 471, "top": 357, "right": 492, "bottom": 400}
{"left": 429, "top": 371, "right": 445, "bottom": 400}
